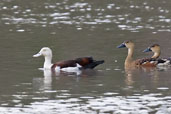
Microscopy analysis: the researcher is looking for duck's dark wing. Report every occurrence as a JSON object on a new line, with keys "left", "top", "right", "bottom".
{"left": 52, "top": 60, "right": 77, "bottom": 69}
{"left": 52, "top": 57, "right": 104, "bottom": 69}
{"left": 75, "top": 57, "right": 104, "bottom": 69}
{"left": 75, "top": 57, "right": 93, "bottom": 66}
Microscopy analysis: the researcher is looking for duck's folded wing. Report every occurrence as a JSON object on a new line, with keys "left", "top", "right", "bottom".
{"left": 51, "top": 56, "right": 104, "bottom": 69}
{"left": 156, "top": 58, "right": 171, "bottom": 66}
{"left": 135, "top": 58, "right": 157, "bottom": 67}
{"left": 75, "top": 57, "right": 104, "bottom": 69}
{"left": 52, "top": 60, "right": 77, "bottom": 69}
{"left": 75, "top": 57, "right": 94, "bottom": 66}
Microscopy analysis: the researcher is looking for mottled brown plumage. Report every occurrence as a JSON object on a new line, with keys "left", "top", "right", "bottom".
{"left": 135, "top": 58, "right": 157, "bottom": 67}
{"left": 117, "top": 41, "right": 159, "bottom": 68}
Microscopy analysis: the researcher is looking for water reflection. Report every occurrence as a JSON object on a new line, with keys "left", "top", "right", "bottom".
{"left": 125, "top": 67, "right": 159, "bottom": 86}
{"left": 32, "top": 68, "right": 100, "bottom": 91}
{"left": 1, "top": 67, "right": 171, "bottom": 113}
{"left": 124, "top": 66, "right": 171, "bottom": 91}
{"left": 41, "top": 68, "right": 99, "bottom": 77}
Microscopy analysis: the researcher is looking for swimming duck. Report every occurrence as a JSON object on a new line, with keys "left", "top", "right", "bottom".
{"left": 143, "top": 44, "right": 171, "bottom": 66}
{"left": 117, "top": 41, "right": 157, "bottom": 68}
{"left": 33, "top": 47, "right": 104, "bottom": 72}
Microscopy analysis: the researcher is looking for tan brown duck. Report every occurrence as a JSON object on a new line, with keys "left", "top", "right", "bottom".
{"left": 143, "top": 44, "right": 161, "bottom": 59}
{"left": 143, "top": 44, "right": 171, "bottom": 66}
{"left": 117, "top": 41, "right": 158, "bottom": 68}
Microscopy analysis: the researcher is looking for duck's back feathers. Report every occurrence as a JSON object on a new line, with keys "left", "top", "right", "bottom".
{"left": 75, "top": 57, "right": 94, "bottom": 66}
{"left": 75, "top": 57, "right": 104, "bottom": 69}
{"left": 135, "top": 57, "right": 171, "bottom": 67}
{"left": 136, "top": 58, "right": 156, "bottom": 64}
{"left": 51, "top": 57, "right": 104, "bottom": 69}
{"left": 135, "top": 58, "right": 157, "bottom": 67}
{"left": 157, "top": 58, "right": 171, "bottom": 66}
{"left": 52, "top": 60, "right": 77, "bottom": 69}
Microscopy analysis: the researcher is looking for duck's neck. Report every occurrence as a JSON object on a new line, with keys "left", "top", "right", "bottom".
{"left": 44, "top": 56, "right": 53, "bottom": 69}
{"left": 125, "top": 48, "right": 134, "bottom": 67}
{"left": 151, "top": 52, "right": 160, "bottom": 59}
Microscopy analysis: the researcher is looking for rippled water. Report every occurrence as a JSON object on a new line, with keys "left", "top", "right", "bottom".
{"left": 1, "top": 0, "right": 171, "bottom": 32}
{"left": 1, "top": 0, "right": 171, "bottom": 114}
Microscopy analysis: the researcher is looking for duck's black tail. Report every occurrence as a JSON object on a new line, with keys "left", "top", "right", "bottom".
{"left": 82, "top": 60, "right": 104, "bottom": 69}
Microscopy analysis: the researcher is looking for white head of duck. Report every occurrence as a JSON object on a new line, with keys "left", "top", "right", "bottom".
{"left": 33, "top": 47, "right": 53, "bottom": 69}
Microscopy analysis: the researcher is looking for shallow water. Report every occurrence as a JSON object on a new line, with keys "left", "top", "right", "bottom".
{"left": 1, "top": 0, "right": 171, "bottom": 114}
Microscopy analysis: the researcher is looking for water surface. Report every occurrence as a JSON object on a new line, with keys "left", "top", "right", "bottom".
{"left": 1, "top": 0, "right": 171, "bottom": 113}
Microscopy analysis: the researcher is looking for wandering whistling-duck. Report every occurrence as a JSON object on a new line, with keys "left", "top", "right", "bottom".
{"left": 117, "top": 41, "right": 159, "bottom": 68}
{"left": 143, "top": 44, "right": 171, "bottom": 66}
{"left": 143, "top": 44, "right": 160, "bottom": 59}
{"left": 33, "top": 47, "right": 104, "bottom": 72}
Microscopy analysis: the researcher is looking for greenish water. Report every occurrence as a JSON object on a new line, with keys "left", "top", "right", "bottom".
{"left": 1, "top": 0, "right": 171, "bottom": 113}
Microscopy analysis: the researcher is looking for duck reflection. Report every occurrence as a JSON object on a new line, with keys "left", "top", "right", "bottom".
{"left": 33, "top": 68, "right": 82, "bottom": 90}
{"left": 42, "top": 68, "right": 98, "bottom": 77}
{"left": 124, "top": 67, "right": 160, "bottom": 87}
{"left": 32, "top": 68, "right": 99, "bottom": 91}
{"left": 32, "top": 69, "right": 53, "bottom": 91}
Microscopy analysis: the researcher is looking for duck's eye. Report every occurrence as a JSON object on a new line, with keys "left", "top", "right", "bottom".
{"left": 43, "top": 49, "right": 47, "bottom": 51}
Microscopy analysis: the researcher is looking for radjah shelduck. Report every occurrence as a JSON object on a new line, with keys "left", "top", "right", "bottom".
{"left": 33, "top": 47, "right": 104, "bottom": 72}
{"left": 143, "top": 44, "right": 171, "bottom": 66}
{"left": 117, "top": 41, "right": 160, "bottom": 68}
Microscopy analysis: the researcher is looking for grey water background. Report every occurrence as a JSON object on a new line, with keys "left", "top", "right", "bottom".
{"left": 1, "top": 0, "right": 171, "bottom": 113}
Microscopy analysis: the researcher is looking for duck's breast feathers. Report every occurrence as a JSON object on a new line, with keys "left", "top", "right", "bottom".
{"left": 52, "top": 60, "right": 77, "bottom": 69}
